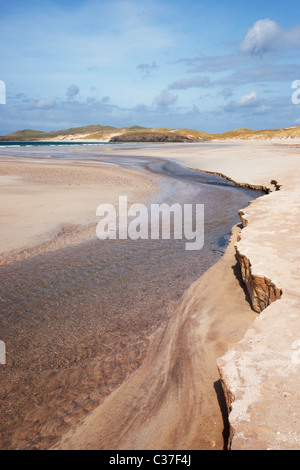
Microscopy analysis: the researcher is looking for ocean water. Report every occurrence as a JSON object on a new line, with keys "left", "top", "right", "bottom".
{"left": 0, "top": 145, "right": 263, "bottom": 449}
{"left": 0, "top": 141, "right": 134, "bottom": 148}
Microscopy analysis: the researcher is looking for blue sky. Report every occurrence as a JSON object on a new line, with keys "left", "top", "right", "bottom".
{"left": 0, "top": 0, "right": 300, "bottom": 134}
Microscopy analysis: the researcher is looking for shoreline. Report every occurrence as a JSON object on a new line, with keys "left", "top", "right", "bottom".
{"left": 1, "top": 141, "right": 299, "bottom": 449}
{"left": 52, "top": 140, "right": 300, "bottom": 450}
{"left": 1, "top": 151, "right": 250, "bottom": 450}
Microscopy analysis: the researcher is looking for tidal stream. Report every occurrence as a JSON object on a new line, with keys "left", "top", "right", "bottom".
{"left": 0, "top": 145, "right": 263, "bottom": 449}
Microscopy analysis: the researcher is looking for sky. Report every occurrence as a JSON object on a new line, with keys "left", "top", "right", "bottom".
{"left": 0, "top": 0, "right": 300, "bottom": 134}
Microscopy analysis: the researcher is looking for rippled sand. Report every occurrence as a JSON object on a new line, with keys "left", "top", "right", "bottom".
{"left": 0, "top": 158, "right": 159, "bottom": 261}
{"left": 0, "top": 149, "right": 261, "bottom": 450}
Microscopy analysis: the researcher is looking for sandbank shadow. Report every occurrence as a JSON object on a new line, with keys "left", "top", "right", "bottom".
{"left": 214, "top": 380, "right": 230, "bottom": 451}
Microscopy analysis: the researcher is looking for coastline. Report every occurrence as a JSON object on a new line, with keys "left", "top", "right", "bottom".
{"left": 1, "top": 150, "right": 249, "bottom": 450}
{"left": 1, "top": 140, "right": 299, "bottom": 450}
{"left": 53, "top": 140, "right": 300, "bottom": 450}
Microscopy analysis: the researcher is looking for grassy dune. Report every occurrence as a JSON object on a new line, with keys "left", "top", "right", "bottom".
{"left": 1, "top": 125, "right": 300, "bottom": 142}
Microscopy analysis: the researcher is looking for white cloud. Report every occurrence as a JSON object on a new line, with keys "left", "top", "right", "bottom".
{"left": 168, "top": 75, "right": 212, "bottom": 90}
{"left": 66, "top": 84, "right": 80, "bottom": 100}
{"left": 241, "top": 19, "right": 282, "bottom": 54}
{"left": 255, "top": 105, "right": 271, "bottom": 115}
{"left": 225, "top": 90, "right": 261, "bottom": 112}
{"left": 236, "top": 90, "right": 260, "bottom": 107}
{"left": 241, "top": 19, "right": 300, "bottom": 54}
{"left": 29, "top": 97, "right": 56, "bottom": 109}
{"left": 154, "top": 89, "right": 178, "bottom": 107}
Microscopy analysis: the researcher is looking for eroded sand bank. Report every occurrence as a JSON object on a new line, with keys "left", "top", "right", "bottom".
{"left": 159, "top": 140, "right": 300, "bottom": 450}
{"left": 53, "top": 141, "right": 300, "bottom": 450}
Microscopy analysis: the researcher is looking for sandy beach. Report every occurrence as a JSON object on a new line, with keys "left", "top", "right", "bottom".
{"left": 1, "top": 140, "right": 299, "bottom": 450}
{"left": 0, "top": 158, "right": 159, "bottom": 264}
{"left": 2, "top": 0, "right": 299, "bottom": 453}
{"left": 52, "top": 140, "right": 300, "bottom": 450}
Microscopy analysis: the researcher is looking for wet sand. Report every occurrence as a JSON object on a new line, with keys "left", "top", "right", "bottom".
{"left": 53, "top": 225, "right": 255, "bottom": 450}
{"left": 0, "top": 157, "right": 161, "bottom": 449}
{"left": 0, "top": 147, "right": 261, "bottom": 450}
{"left": 0, "top": 158, "right": 159, "bottom": 263}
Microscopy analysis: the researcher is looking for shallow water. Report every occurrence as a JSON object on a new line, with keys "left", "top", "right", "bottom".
{"left": 0, "top": 145, "right": 263, "bottom": 449}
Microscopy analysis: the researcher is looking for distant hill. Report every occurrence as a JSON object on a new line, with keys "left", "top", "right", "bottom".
{"left": 0, "top": 125, "right": 118, "bottom": 142}
{"left": 0, "top": 125, "right": 300, "bottom": 142}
